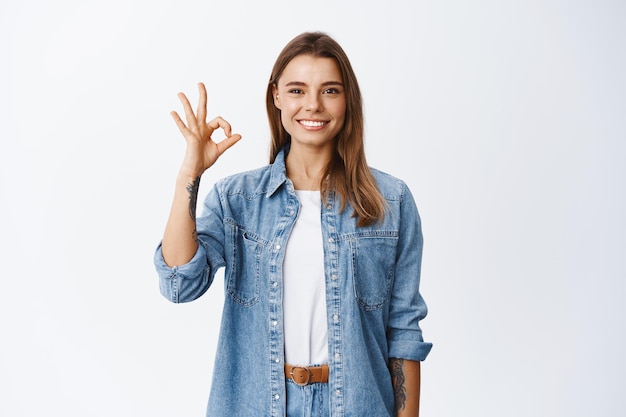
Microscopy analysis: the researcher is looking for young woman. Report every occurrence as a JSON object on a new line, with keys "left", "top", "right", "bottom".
{"left": 155, "top": 32, "right": 432, "bottom": 417}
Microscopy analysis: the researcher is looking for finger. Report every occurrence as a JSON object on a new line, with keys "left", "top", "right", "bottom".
{"left": 177, "top": 92, "right": 198, "bottom": 128}
{"left": 216, "top": 133, "right": 243, "bottom": 155}
{"left": 207, "top": 116, "right": 233, "bottom": 137}
{"left": 170, "top": 111, "right": 190, "bottom": 135}
{"left": 196, "top": 82, "right": 207, "bottom": 123}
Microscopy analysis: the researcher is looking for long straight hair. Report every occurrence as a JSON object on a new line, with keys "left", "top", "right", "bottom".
{"left": 266, "top": 32, "right": 385, "bottom": 227}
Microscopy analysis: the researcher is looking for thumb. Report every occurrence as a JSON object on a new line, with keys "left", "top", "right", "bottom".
{"left": 216, "top": 134, "right": 243, "bottom": 155}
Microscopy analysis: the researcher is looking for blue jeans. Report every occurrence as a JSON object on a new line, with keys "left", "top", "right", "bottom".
{"left": 286, "top": 379, "right": 330, "bottom": 417}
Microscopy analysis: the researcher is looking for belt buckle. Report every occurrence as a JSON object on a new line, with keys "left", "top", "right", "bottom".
{"left": 289, "top": 366, "right": 312, "bottom": 386}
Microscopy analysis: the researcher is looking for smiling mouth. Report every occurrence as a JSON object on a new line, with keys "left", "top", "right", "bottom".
{"left": 298, "top": 120, "right": 328, "bottom": 128}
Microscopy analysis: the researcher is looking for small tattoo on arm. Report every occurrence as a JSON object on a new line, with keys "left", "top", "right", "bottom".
{"left": 186, "top": 176, "right": 201, "bottom": 221}
{"left": 186, "top": 176, "right": 201, "bottom": 243}
{"left": 389, "top": 358, "right": 407, "bottom": 412}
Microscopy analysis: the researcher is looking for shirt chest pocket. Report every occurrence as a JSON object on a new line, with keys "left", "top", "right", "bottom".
{"left": 227, "top": 226, "right": 267, "bottom": 306}
{"left": 349, "top": 234, "right": 398, "bottom": 310}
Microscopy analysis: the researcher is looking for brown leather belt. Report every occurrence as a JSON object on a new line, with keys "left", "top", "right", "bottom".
{"left": 285, "top": 364, "right": 329, "bottom": 386}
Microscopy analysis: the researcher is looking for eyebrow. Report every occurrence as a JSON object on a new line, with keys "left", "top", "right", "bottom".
{"left": 284, "top": 81, "right": 344, "bottom": 87}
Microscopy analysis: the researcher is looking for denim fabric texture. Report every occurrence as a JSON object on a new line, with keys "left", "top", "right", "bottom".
{"left": 287, "top": 379, "right": 330, "bottom": 417}
{"left": 154, "top": 147, "right": 432, "bottom": 417}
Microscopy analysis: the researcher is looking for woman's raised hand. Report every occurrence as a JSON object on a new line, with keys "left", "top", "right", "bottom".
{"left": 170, "top": 82, "right": 242, "bottom": 178}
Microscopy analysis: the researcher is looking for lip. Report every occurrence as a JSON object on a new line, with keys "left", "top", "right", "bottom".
{"left": 298, "top": 119, "right": 329, "bottom": 130}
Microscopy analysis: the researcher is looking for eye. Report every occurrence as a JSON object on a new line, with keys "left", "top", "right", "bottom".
{"left": 323, "top": 88, "right": 341, "bottom": 94}
{"left": 288, "top": 89, "right": 303, "bottom": 94}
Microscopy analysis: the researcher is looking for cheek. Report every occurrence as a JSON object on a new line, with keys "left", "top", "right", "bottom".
{"left": 279, "top": 108, "right": 294, "bottom": 133}
{"left": 333, "top": 98, "right": 347, "bottom": 115}
{"left": 334, "top": 102, "right": 347, "bottom": 125}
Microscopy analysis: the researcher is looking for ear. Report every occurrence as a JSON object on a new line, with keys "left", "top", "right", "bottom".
{"left": 272, "top": 84, "right": 281, "bottom": 109}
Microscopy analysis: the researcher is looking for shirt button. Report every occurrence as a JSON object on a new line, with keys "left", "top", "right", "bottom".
{"left": 328, "top": 238, "right": 334, "bottom": 243}
{"left": 335, "top": 352, "right": 340, "bottom": 359}
{"left": 331, "top": 274, "right": 337, "bottom": 280}
{"left": 326, "top": 205, "right": 332, "bottom": 210}
{"left": 275, "top": 244, "right": 281, "bottom": 250}
{"left": 275, "top": 394, "right": 280, "bottom": 400}
{"left": 273, "top": 281, "right": 278, "bottom": 288}
{"left": 272, "top": 320, "right": 278, "bottom": 326}
{"left": 333, "top": 314, "right": 339, "bottom": 321}
{"left": 275, "top": 358, "right": 280, "bottom": 363}
{"left": 335, "top": 389, "right": 341, "bottom": 395}
{"left": 290, "top": 210, "right": 295, "bottom": 216}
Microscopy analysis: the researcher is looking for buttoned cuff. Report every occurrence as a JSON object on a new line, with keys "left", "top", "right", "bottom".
{"left": 154, "top": 242, "right": 207, "bottom": 277}
{"left": 153, "top": 242, "right": 214, "bottom": 303}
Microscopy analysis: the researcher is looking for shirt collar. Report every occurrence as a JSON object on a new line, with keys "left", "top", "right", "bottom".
{"left": 267, "top": 145, "right": 289, "bottom": 198}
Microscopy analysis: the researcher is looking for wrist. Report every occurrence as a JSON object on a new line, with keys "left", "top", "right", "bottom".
{"left": 176, "top": 171, "right": 202, "bottom": 186}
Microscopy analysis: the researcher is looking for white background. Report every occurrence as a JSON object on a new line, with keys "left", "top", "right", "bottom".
{"left": 1, "top": 0, "right": 624, "bottom": 416}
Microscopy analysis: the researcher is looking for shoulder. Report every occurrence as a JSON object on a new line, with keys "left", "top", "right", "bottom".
{"left": 369, "top": 167, "right": 411, "bottom": 202}
{"left": 215, "top": 165, "right": 273, "bottom": 197}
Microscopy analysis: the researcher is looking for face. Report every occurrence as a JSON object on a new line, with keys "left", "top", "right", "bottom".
{"left": 273, "top": 55, "right": 346, "bottom": 152}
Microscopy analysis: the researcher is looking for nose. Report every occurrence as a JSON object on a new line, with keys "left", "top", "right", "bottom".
{"left": 305, "top": 94, "right": 322, "bottom": 112}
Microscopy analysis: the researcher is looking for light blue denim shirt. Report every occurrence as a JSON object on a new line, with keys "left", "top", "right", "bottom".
{"left": 154, "top": 147, "right": 432, "bottom": 417}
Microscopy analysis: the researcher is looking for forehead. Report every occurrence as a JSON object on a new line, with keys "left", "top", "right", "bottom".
{"left": 278, "top": 55, "right": 342, "bottom": 84}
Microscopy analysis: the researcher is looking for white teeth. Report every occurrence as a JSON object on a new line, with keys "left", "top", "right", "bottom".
{"left": 300, "top": 120, "right": 326, "bottom": 127}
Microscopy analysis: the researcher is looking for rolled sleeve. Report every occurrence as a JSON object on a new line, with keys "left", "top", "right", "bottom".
{"left": 153, "top": 183, "right": 227, "bottom": 303}
{"left": 154, "top": 242, "right": 217, "bottom": 303}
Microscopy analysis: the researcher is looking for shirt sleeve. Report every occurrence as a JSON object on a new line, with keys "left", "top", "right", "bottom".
{"left": 153, "top": 183, "right": 227, "bottom": 303}
{"left": 386, "top": 182, "right": 433, "bottom": 361}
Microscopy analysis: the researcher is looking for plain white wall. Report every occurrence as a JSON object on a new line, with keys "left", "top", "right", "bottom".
{"left": 1, "top": 0, "right": 624, "bottom": 416}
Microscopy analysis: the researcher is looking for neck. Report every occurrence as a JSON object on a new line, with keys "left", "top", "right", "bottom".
{"left": 285, "top": 144, "right": 332, "bottom": 191}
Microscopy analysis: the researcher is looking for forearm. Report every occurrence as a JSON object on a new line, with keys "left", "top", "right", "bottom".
{"left": 161, "top": 173, "right": 201, "bottom": 267}
{"left": 389, "top": 358, "right": 421, "bottom": 417}
{"left": 160, "top": 83, "right": 243, "bottom": 268}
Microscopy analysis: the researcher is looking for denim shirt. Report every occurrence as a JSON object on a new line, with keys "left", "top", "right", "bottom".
{"left": 154, "top": 148, "right": 432, "bottom": 417}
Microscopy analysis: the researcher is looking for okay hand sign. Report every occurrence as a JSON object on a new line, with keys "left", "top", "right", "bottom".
{"left": 170, "top": 82, "right": 242, "bottom": 178}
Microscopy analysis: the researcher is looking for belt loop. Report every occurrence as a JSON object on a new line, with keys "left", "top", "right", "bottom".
{"left": 321, "top": 364, "right": 328, "bottom": 382}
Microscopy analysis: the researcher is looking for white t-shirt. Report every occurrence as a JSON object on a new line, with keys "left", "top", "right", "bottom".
{"left": 282, "top": 190, "right": 328, "bottom": 366}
